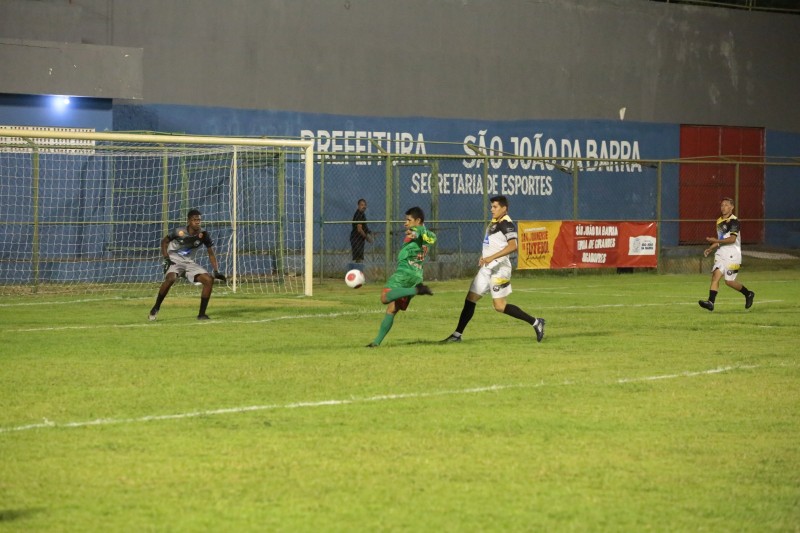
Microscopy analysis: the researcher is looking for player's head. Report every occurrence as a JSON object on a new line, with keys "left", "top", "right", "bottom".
{"left": 720, "top": 197, "right": 734, "bottom": 215}
{"left": 490, "top": 195, "right": 509, "bottom": 219}
{"left": 404, "top": 206, "right": 425, "bottom": 227}
{"left": 187, "top": 209, "right": 202, "bottom": 229}
{"left": 490, "top": 195, "right": 509, "bottom": 208}
{"left": 357, "top": 198, "right": 367, "bottom": 211}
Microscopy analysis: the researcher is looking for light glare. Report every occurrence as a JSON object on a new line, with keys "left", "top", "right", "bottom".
{"left": 51, "top": 95, "right": 71, "bottom": 109}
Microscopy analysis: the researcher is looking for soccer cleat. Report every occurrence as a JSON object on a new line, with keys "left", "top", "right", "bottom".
{"left": 415, "top": 284, "right": 433, "bottom": 296}
{"left": 441, "top": 334, "right": 461, "bottom": 343}
{"left": 148, "top": 308, "right": 159, "bottom": 321}
{"left": 533, "top": 318, "right": 546, "bottom": 343}
{"left": 197, "top": 314, "right": 211, "bottom": 320}
{"left": 366, "top": 343, "right": 379, "bottom": 348}
{"left": 745, "top": 291, "right": 755, "bottom": 310}
{"left": 698, "top": 300, "right": 714, "bottom": 311}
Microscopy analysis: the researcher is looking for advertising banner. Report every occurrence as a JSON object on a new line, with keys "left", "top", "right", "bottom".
{"left": 518, "top": 221, "right": 657, "bottom": 269}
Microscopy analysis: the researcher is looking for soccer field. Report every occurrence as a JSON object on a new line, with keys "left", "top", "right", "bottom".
{"left": 1, "top": 271, "right": 798, "bottom": 531}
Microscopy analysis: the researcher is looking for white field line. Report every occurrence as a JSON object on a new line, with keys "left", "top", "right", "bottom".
{"left": 1, "top": 277, "right": 794, "bottom": 308}
{"left": 5, "top": 309, "right": 386, "bottom": 333}
{"left": 616, "top": 364, "right": 758, "bottom": 383}
{"left": 0, "top": 364, "right": 758, "bottom": 434}
{"left": 2, "top": 300, "right": 786, "bottom": 334}
{"left": 553, "top": 300, "right": 783, "bottom": 310}
{"left": 0, "top": 296, "right": 148, "bottom": 307}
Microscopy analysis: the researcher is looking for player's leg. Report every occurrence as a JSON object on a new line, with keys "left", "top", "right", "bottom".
{"left": 491, "top": 279, "right": 546, "bottom": 343}
{"left": 368, "top": 302, "right": 399, "bottom": 347}
{"left": 723, "top": 265, "right": 754, "bottom": 309}
{"left": 182, "top": 262, "right": 214, "bottom": 319}
{"left": 195, "top": 272, "right": 214, "bottom": 319}
{"left": 380, "top": 270, "right": 430, "bottom": 304}
{"left": 149, "top": 271, "right": 179, "bottom": 320}
{"left": 442, "top": 268, "right": 491, "bottom": 342}
{"left": 441, "top": 291, "right": 481, "bottom": 343}
{"left": 351, "top": 236, "right": 365, "bottom": 262}
{"left": 699, "top": 268, "right": 723, "bottom": 311}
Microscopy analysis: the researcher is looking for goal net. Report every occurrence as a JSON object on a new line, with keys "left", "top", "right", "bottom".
{"left": 0, "top": 128, "right": 314, "bottom": 296}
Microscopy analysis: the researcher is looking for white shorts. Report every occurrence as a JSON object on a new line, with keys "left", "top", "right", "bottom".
{"left": 713, "top": 251, "right": 741, "bottom": 282}
{"left": 469, "top": 260, "right": 513, "bottom": 299}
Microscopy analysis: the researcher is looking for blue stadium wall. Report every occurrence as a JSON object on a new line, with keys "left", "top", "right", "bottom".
{"left": 114, "top": 103, "right": 800, "bottom": 248}
{"left": 0, "top": 94, "right": 113, "bottom": 131}
{"left": 2, "top": 98, "right": 800, "bottom": 284}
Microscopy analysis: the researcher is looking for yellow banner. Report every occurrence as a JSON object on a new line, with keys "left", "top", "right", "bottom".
{"left": 517, "top": 221, "right": 563, "bottom": 269}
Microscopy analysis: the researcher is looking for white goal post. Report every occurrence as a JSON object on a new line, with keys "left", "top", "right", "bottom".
{"left": 0, "top": 128, "right": 315, "bottom": 296}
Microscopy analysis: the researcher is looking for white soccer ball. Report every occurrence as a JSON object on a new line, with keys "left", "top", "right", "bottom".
{"left": 345, "top": 269, "right": 365, "bottom": 289}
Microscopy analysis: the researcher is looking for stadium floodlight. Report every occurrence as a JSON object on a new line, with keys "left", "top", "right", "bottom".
{"left": 50, "top": 96, "right": 71, "bottom": 110}
{"left": 0, "top": 128, "right": 314, "bottom": 296}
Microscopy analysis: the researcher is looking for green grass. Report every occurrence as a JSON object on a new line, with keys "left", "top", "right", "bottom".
{"left": 1, "top": 271, "right": 799, "bottom": 531}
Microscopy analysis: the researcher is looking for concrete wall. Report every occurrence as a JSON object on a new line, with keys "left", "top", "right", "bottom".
{"left": 2, "top": 0, "right": 799, "bottom": 132}
{"left": 0, "top": 38, "right": 142, "bottom": 100}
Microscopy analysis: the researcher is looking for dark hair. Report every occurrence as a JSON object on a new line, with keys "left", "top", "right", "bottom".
{"left": 490, "top": 195, "right": 509, "bottom": 208}
{"left": 357, "top": 198, "right": 366, "bottom": 204}
{"left": 187, "top": 209, "right": 202, "bottom": 219}
{"left": 721, "top": 197, "right": 735, "bottom": 206}
{"left": 405, "top": 206, "right": 425, "bottom": 223}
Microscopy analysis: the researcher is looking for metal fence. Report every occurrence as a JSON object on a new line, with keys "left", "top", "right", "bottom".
{"left": 316, "top": 151, "right": 800, "bottom": 280}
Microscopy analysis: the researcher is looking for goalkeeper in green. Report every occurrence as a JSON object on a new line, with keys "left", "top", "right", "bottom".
{"left": 367, "top": 206, "right": 436, "bottom": 347}
{"left": 149, "top": 209, "right": 226, "bottom": 321}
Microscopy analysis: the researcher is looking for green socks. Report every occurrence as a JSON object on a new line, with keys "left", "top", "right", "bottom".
{"left": 371, "top": 313, "right": 395, "bottom": 346}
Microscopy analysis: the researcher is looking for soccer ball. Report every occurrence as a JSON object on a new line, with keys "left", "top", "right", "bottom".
{"left": 345, "top": 269, "right": 365, "bottom": 289}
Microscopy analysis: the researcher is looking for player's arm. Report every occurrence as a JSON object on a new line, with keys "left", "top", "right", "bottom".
{"left": 356, "top": 223, "right": 372, "bottom": 241}
{"left": 479, "top": 239, "right": 517, "bottom": 267}
{"left": 207, "top": 247, "right": 226, "bottom": 280}
{"left": 160, "top": 235, "right": 175, "bottom": 272}
{"left": 705, "top": 234, "right": 737, "bottom": 246}
{"left": 703, "top": 234, "right": 736, "bottom": 256}
{"left": 704, "top": 234, "right": 737, "bottom": 247}
{"left": 160, "top": 235, "right": 171, "bottom": 259}
{"left": 705, "top": 219, "right": 739, "bottom": 247}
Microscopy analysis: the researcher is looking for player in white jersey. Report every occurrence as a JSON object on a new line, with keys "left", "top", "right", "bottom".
{"left": 442, "top": 195, "right": 545, "bottom": 343}
{"left": 698, "top": 197, "right": 755, "bottom": 311}
{"left": 149, "top": 209, "right": 226, "bottom": 321}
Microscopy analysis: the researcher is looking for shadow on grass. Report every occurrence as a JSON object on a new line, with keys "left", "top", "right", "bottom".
{"left": 378, "top": 329, "right": 618, "bottom": 347}
{"left": 0, "top": 508, "right": 45, "bottom": 522}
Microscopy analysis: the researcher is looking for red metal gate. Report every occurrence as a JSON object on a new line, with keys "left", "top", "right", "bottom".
{"left": 679, "top": 125, "right": 764, "bottom": 244}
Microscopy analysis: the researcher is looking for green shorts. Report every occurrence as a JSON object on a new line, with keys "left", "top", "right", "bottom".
{"left": 385, "top": 267, "right": 423, "bottom": 290}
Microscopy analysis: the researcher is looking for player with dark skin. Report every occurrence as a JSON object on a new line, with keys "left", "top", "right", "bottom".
{"left": 350, "top": 198, "right": 373, "bottom": 262}
{"left": 149, "top": 210, "right": 226, "bottom": 320}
